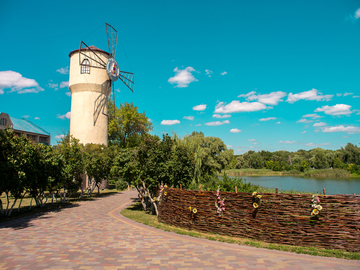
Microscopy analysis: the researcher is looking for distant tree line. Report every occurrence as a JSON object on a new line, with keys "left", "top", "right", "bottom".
{"left": 232, "top": 144, "right": 360, "bottom": 174}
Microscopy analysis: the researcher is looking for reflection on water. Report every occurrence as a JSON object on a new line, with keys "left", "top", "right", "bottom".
{"left": 233, "top": 176, "right": 360, "bottom": 195}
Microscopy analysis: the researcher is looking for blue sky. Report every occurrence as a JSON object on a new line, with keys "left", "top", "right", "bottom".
{"left": 1, "top": 1, "right": 360, "bottom": 154}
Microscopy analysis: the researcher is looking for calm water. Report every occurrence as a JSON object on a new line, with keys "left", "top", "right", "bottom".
{"left": 236, "top": 176, "right": 360, "bottom": 195}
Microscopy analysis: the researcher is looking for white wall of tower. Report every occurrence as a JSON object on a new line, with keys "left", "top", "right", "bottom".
{"left": 68, "top": 50, "right": 110, "bottom": 146}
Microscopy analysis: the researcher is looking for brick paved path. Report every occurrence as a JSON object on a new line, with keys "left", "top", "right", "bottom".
{"left": 1, "top": 190, "right": 359, "bottom": 270}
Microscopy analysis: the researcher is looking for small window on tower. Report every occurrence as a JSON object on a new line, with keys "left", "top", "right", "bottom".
{"left": 81, "top": 59, "right": 90, "bottom": 74}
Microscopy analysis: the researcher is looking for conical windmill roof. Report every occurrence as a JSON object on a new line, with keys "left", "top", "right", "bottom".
{"left": 69, "top": 46, "right": 110, "bottom": 57}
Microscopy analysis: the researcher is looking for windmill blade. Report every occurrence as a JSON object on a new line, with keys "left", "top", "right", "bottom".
{"left": 105, "top": 23, "right": 118, "bottom": 58}
{"left": 118, "top": 71, "right": 134, "bottom": 92}
{"left": 93, "top": 80, "right": 111, "bottom": 125}
{"left": 79, "top": 41, "right": 107, "bottom": 69}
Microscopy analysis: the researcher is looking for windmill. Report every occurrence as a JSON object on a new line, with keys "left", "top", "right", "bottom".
{"left": 79, "top": 23, "right": 134, "bottom": 124}
{"left": 68, "top": 23, "right": 134, "bottom": 146}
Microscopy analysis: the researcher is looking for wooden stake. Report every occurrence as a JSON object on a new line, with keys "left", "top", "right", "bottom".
{"left": 180, "top": 184, "right": 182, "bottom": 190}
{"left": 200, "top": 185, "right": 202, "bottom": 191}
{"left": 235, "top": 186, "right": 237, "bottom": 193}
{"left": 276, "top": 187, "right": 278, "bottom": 194}
{"left": 323, "top": 188, "right": 326, "bottom": 195}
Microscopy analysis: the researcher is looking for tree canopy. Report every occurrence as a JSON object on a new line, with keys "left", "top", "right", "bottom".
{"left": 108, "top": 101, "right": 152, "bottom": 148}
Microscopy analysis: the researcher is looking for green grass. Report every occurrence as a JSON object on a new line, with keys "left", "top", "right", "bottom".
{"left": 121, "top": 201, "right": 360, "bottom": 260}
{"left": 223, "top": 169, "right": 282, "bottom": 176}
{"left": 303, "top": 168, "right": 350, "bottom": 178}
{"left": 0, "top": 189, "right": 119, "bottom": 223}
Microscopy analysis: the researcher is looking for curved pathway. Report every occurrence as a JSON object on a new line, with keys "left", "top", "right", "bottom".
{"left": 0, "top": 190, "right": 359, "bottom": 270}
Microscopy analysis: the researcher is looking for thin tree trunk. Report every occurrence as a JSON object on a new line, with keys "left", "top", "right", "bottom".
{"left": 18, "top": 191, "right": 27, "bottom": 212}
{"left": 5, "top": 193, "right": 10, "bottom": 216}
{"left": 8, "top": 198, "right": 18, "bottom": 217}
{"left": 141, "top": 180, "right": 159, "bottom": 216}
{"left": 135, "top": 185, "right": 146, "bottom": 211}
{"left": 0, "top": 198, "right": 3, "bottom": 216}
{"left": 29, "top": 197, "right": 33, "bottom": 210}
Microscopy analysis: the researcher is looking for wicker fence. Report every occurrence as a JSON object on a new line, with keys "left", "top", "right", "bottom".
{"left": 158, "top": 188, "right": 360, "bottom": 252}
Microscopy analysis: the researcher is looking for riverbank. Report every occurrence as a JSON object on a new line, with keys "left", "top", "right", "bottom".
{"left": 222, "top": 168, "right": 355, "bottom": 178}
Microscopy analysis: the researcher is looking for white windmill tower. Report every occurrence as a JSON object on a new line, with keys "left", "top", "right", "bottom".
{"left": 68, "top": 23, "right": 134, "bottom": 146}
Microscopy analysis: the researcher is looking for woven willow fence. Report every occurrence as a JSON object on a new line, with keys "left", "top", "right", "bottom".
{"left": 158, "top": 188, "right": 360, "bottom": 252}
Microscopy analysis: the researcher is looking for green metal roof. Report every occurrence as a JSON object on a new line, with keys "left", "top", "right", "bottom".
{"left": 10, "top": 117, "right": 50, "bottom": 136}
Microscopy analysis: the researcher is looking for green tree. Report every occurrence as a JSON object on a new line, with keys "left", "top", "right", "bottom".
{"left": 0, "top": 129, "right": 27, "bottom": 216}
{"left": 55, "top": 134, "right": 84, "bottom": 202}
{"left": 83, "top": 144, "right": 112, "bottom": 195}
{"left": 179, "top": 132, "right": 233, "bottom": 182}
{"left": 108, "top": 101, "right": 153, "bottom": 148}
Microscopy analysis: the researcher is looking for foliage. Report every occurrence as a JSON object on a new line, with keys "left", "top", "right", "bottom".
{"left": 115, "top": 179, "right": 128, "bottom": 191}
{"left": 111, "top": 134, "right": 195, "bottom": 215}
{"left": 108, "top": 101, "right": 153, "bottom": 148}
{"left": 54, "top": 134, "right": 84, "bottom": 200}
{"left": 83, "top": 143, "right": 112, "bottom": 194}
{"left": 176, "top": 132, "right": 233, "bottom": 183}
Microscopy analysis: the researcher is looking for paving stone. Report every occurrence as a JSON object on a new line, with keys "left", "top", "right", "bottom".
{"left": 0, "top": 190, "right": 359, "bottom": 269}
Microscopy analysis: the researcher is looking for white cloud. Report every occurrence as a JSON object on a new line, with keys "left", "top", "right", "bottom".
{"left": 183, "top": 116, "right": 194, "bottom": 120}
{"left": 193, "top": 104, "right": 207, "bottom": 111}
{"left": 321, "top": 125, "right": 360, "bottom": 134}
{"left": 314, "top": 130, "right": 320, "bottom": 132}
{"left": 56, "top": 67, "right": 69, "bottom": 74}
{"left": 353, "top": 96, "right": 360, "bottom": 98}
{"left": 55, "top": 134, "right": 65, "bottom": 139}
{"left": 221, "top": 71, "right": 227, "bottom": 75}
{"left": 336, "top": 93, "right": 342, "bottom": 97}
{"left": 239, "top": 91, "right": 287, "bottom": 105}
{"left": 302, "top": 113, "right": 322, "bottom": 119}
{"left": 48, "top": 82, "right": 58, "bottom": 90}
{"left": 212, "top": 114, "right": 231, "bottom": 118}
{"left": 343, "top": 92, "right": 353, "bottom": 96}
{"left": 238, "top": 91, "right": 256, "bottom": 98}
{"left": 301, "top": 131, "right": 307, "bottom": 134}
{"left": 196, "top": 124, "right": 201, "bottom": 126}
{"left": 230, "top": 128, "right": 241, "bottom": 133}
{"left": 161, "top": 120, "right": 180, "bottom": 125}
{"left": 0, "top": 70, "right": 44, "bottom": 94}
{"left": 57, "top": 112, "right": 71, "bottom": 119}
{"left": 276, "top": 121, "right": 281, "bottom": 124}
{"left": 303, "top": 142, "right": 330, "bottom": 147}
{"left": 279, "top": 141, "right": 296, "bottom": 144}
{"left": 313, "top": 122, "right": 327, "bottom": 127}
{"left": 259, "top": 117, "right": 276, "bottom": 121}
{"left": 214, "top": 101, "right": 269, "bottom": 113}
{"left": 315, "top": 104, "right": 353, "bottom": 116}
{"left": 287, "top": 88, "right": 333, "bottom": 103}
{"left": 297, "top": 119, "right": 313, "bottom": 123}
{"left": 34, "top": 117, "right": 40, "bottom": 120}
{"left": 355, "top": 8, "right": 360, "bottom": 19}
{"left": 168, "top": 67, "right": 198, "bottom": 88}
{"left": 60, "top": 81, "right": 69, "bottom": 88}
{"left": 205, "top": 69, "right": 213, "bottom": 77}
{"left": 65, "top": 92, "right": 71, "bottom": 97}
{"left": 248, "top": 139, "right": 256, "bottom": 142}
{"left": 205, "top": 120, "right": 230, "bottom": 126}
{"left": 227, "top": 145, "right": 232, "bottom": 148}
{"left": 22, "top": 115, "right": 30, "bottom": 118}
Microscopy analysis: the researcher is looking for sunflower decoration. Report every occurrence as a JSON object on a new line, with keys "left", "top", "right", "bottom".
{"left": 192, "top": 208, "right": 197, "bottom": 214}
{"left": 252, "top": 192, "right": 262, "bottom": 209}
{"left": 310, "top": 194, "right": 322, "bottom": 216}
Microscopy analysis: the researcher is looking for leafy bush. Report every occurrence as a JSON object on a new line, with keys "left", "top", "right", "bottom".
{"left": 115, "top": 179, "right": 128, "bottom": 191}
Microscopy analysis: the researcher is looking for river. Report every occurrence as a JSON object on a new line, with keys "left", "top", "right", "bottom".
{"left": 237, "top": 176, "right": 360, "bottom": 195}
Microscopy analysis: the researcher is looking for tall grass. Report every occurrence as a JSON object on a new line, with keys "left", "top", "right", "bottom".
{"left": 303, "top": 169, "right": 350, "bottom": 178}
{"left": 223, "top": 169, "right": 282, "bottom": 176}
